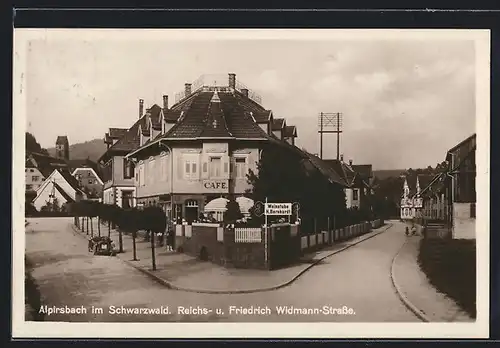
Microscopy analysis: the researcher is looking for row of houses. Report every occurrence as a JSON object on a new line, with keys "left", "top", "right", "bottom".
{"left": 25, "top": 137, "right": 105, "bottom": 211}
{"left": 399, "top": 133, "right": 476, "bottom": 239}
{"left": 97, "top": 73, "right": 374, "bottom": 223}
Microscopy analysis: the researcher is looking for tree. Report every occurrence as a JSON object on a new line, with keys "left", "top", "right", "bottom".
{"left": 224, "top": 197, "right": 243, "bottom": 225}
{"left": 247, "top": 145, "right": 346, "bottom": 232}
{"left": 140, "top": 206, "right": 167, "bottom": 271}
{"left": 25, "top": 132, "right": 49, "bottom": 156}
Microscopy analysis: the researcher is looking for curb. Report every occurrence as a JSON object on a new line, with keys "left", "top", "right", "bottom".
{"left": 121, "top": 223, "right": 394, "bottom": 295}
{"left": 390, "top": 237, "right": 431, "bottom": 323}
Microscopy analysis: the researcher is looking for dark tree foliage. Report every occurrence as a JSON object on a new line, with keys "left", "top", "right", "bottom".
{"left": 26, "top": 132, "right": 49, "bottom": 155}
{"left": 246, "top": 145, "right": 347, "bottom": 231}
{"left": 224, "top": 197, "right": 243, "bottom": 224}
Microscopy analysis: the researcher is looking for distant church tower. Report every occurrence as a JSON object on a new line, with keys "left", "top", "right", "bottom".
{"left": 55, "top": 136, "right": 69, "bottom": 160}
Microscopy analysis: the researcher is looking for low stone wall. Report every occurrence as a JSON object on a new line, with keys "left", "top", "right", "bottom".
{"left": 175, "top": 223, "right": 268, "bottom": 269}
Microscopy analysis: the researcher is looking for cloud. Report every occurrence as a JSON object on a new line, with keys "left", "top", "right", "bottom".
{"left": 25, "top": 37, "right": 476, "bottom": 170}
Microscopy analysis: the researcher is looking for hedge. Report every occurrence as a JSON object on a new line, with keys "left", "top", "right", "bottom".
{"left": 418, "top": 238, "right": 476, "bottom": 318}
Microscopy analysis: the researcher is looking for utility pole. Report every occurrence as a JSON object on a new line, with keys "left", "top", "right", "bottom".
{"left": 318, "top": 112, "right": 343, "bottom": 160}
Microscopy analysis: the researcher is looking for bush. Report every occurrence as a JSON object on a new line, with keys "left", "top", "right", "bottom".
{"left": 418, "top": 238, "right": 476, "bottom": 318}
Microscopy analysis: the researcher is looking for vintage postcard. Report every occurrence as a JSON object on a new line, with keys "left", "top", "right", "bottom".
{"left": 13, "top": 28, "right": 490, "bottom": 338}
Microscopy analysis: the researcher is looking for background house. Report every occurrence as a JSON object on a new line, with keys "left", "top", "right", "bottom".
{"left": 32, "top": 169, "right": 86, "bottom": 211}
{"left": 445, "top": 134, "right": 476, "bottom": 239}
{"left": 68, "top": 159, "right": 104, "bottom": 199}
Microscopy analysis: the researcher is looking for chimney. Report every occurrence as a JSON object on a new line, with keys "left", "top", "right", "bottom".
{"left": 349, "top": 159, "right": 353, "bottom": 166}
{"left": 184, "top": 83, "right": 192, "bottom": 97}
{"left": 340, "top": 154, "right": 344, "bottom": 162}
{"left": 228, "top": 73, "right": 236, "bottom": 89}
{"left": 162, "top": 95, "right": 169, "bottom": 110}
{"left": 139, "top": 99, "right": 144, "bottom": 118}
{"left": 241, "top": 88, "right": 249, "bottom": 97}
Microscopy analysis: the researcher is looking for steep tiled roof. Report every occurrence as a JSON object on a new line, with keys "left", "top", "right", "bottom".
{"left": 56, "top": 136, "right": 68, "bottom": 145}
{"left": 29, "top": 152, "right": 68, "bottom": 177}
{"left": 148, "top": 104, "right": 163, "bottom": 130}
{"left": 303, "top": 153, "right": 347, "bottom": 187}
{"left": 53, "top": 182, "right": 75, "bottom": 203}
{"left": 58, "top": 169, "right": 85, "bottom": 194}
{"left": 351, "top": 164, "right": 373, "bottom": 179}
{"left": 284, "top": 125, "right": 297, "bottom": 138}
{"left": 272, "top": 118, "right": 285, "bottom": 131}
{"left": 164, "top": 109, "right": 182, "bottom": 123}
{"left": 159, "top": 91, "right": 269, "bottom": 140}
{"left": 109, "top": 128, "right": 128, "bottom": 138}
{"left": 323, "top": 159, "right": 359, "bottom": 187}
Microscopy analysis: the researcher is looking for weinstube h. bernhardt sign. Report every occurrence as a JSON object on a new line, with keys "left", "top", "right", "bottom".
{"left": 202, "top": 179, "right": 229, "bottom": 193}
{"left": 265, "top": 203, "right": 292, "bottom": 216}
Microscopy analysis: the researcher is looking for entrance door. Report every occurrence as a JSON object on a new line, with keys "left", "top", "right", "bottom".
{"left": 121, "top": 190, "right": 133, "bottom": 209}
{"left": 185, "top": 199, "right": 199, "bottom": 223}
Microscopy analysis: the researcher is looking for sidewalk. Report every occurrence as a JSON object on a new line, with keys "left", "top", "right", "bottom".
{"left": 391, "top": 234, "right": 473, "bottom": 322}
{"left": 74, "top": 220, "right": 392, "bottom": 294}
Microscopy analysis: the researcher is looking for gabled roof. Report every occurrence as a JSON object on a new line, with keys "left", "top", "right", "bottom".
{"left": 272, "top": 118, "right": 286, "bottom": 131}
{"left": 56, "top": 136, "right": 69, "bottom": 145}
{"left": 28, "top": 152, "right": 69, "bottom": 177}
{"left": 351, "top": 164, "right": 373, "bottom": 179}
{"left": 148, "top": 104, "right": 163, "bottom": 130}
{"left": 284, "top": 125, "right": 297, "bottom": 138}
{"left": 303, "top": 153, "right": 347, "bottom": 187}
{"left": 53, "top": 182, "right": 75, "bottom": 203}
{"left": 447, "top": 133, "right": 476, "bottom": 155}
{"left": 57, "top": 169, "right": 85, "bottom": 194}
{"left": 140, "top": 91, "right": 269, "bottom": 142}
{"left": 323, "top": 159, "right": 361, "bottom": 187}
{"left": 109, "top": 128, "right": 128, "bottom": 138}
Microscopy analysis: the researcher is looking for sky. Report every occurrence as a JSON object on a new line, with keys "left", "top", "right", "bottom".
{"left": 24, "top": 31, "right": 476, "bottom": 170}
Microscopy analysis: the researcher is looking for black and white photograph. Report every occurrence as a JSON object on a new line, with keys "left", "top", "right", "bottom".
{"left": 13, "top": 29, "right": 490, "bottom": 338}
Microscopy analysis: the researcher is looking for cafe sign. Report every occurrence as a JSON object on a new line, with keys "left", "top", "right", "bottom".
{"left": 265, "top": 203, "right": 292, "bottom": 216}
{"left": 202, "top": 179, "right": 229, "bottom": 193}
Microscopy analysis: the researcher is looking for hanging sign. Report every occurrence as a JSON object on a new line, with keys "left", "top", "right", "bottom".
{"left": 264, "top": 203, "right": 292, "bottom": 216}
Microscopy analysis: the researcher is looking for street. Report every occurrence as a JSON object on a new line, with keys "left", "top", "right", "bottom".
{"left": 25, "top": 217, "right": 420, "bottom": 322}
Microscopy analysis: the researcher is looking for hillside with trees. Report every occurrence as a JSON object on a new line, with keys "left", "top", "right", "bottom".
{"left": 47, "top": 138, "right": 107, "bottom": 162}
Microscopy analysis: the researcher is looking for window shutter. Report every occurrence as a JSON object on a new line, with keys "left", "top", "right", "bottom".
{"left": 201, "top": 153, "right": 209, "bottom": 179}
{"left": 223, "top": 157, "right": 229, "bottom": 178}
{"left": 177, "top": 156, "right": 183, "bottom": 179}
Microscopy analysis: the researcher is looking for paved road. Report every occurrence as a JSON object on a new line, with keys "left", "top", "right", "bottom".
{"left": 25, "top": 217, "right": 419, "bottom": 322}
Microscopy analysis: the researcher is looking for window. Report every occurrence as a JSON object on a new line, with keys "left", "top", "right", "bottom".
{"left": 30, "top": 169, "right": 34, "bottom": 173}
{"left": 88, "top": 179, "right": 94, "bottom": 185}
{"left": 235, "top": 157, "right": 247, "bottom": 179}
{"left": 160, "top": 153, "right": 168, "bottom": 181}
{"left": 138, "top": 162, "right": 145, "bottom": 186}
{"left": 123, "top": 158, "right": 135, "bottom": 179}
{"left": 470, "top": 203, "right": 476, "bottom": 218}
{"left": 210, "top": 157, "right": 221, "bottom": 178}
{"left": 26, "top": 184, "right": 32, "bottom": 190}
{"left": 32, "top": 175, "right": 40, "bottom": 182}
{"left": 184, "top": 158, "right": 198, "bottom": 180}
{"left": 148, "top": 158, "right": 155, "bottom": 185}
{"left": 353, "top": 189, "right": 359, "bottom": 200}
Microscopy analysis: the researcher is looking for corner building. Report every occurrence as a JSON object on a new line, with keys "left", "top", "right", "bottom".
{"left": 126, "top": 73, "right": 297, "bottom": 223}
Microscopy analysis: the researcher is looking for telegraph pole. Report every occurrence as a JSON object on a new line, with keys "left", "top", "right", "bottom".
{"left": 318, "top": 112, "right": 343, "bottom": 160}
